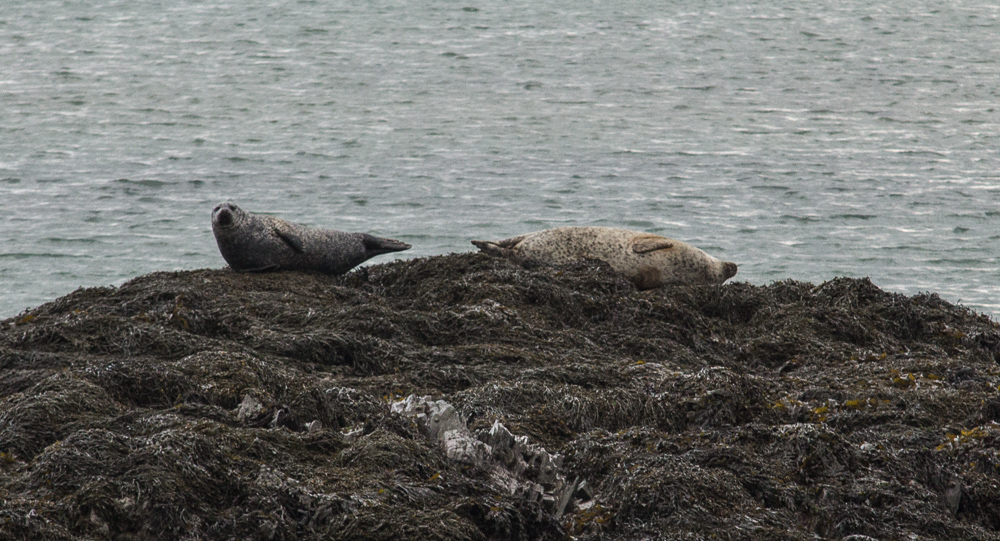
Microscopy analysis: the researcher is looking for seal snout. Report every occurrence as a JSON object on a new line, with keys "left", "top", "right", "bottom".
{"left": 212, "top": 202, "right": 237, "bottom": 228}
{"left": 723, "top": 261, "right": 738, "bottom": 280}
{"left": 216, "top": 209, "right": 233, "bottom": 226}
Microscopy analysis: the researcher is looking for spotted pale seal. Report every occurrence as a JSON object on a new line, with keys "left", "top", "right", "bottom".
{"left": 472, "top": 226, "right": 737, "bottom": 289}
{"left": 211, "top": 202, "right": 410, "bottom": 274}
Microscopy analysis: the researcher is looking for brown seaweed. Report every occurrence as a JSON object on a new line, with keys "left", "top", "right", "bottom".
{"left": 2, "top": 253, "right": 999, "bottom": 539}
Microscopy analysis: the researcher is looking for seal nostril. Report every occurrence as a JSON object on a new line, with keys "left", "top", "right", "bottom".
{"left": 217, "top": 209, "right": 233, "bottom": 226}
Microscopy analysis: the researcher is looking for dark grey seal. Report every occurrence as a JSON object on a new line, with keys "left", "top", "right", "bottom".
{"left": 211, "top": 202, "right": 411, "bottom": 274}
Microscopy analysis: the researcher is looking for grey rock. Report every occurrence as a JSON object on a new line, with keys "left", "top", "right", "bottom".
{"left": 392, "top": 394, "right": 593, "bottom": 518}
{"left": 237, "top": 394, "right": 264, "bottom": 423}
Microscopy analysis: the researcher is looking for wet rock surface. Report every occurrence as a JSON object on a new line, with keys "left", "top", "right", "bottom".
{"left": 2, "top": 253, "right": 1000, "bottom": 539}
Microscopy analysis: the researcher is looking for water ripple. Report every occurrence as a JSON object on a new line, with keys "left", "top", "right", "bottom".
{"left": 1, "top": 0, "right": 998, "bottom": 319}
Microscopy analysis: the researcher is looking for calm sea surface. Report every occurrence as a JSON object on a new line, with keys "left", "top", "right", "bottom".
{"left": 2, "top": 0, "right": 998, "bottom": 318}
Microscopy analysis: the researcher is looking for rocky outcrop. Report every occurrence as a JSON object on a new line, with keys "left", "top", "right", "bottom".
{"left": 1, "top": 253, "right": 999, "bottom": 539}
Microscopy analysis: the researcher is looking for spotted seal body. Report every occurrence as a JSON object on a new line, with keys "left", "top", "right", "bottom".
{"left": 211, "top": 202, "right": 410, "bottom": 274}
{"left": 472, "top": 226, "right": 737, "bottom": 289}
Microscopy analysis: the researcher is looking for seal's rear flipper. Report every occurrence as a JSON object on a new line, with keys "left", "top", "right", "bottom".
{"left": 472, "top": 234, "right": 527, "bottom": 258}
{"left": 362, "top": 234, "right": 411, "bottom": 256}
{"left": 471, "top": 240, "right": 513, "bottom": 257}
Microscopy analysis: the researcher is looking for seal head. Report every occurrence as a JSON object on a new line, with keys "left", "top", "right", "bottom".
{"left": 211, "top": 202, "right": 249, "bottom": 235}
{"left": 211, "top": 201, "right": 410, "bottom": 274}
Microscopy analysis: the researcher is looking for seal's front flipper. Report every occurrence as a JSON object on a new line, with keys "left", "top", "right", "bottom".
{"left": 631, "top": 236, "right": 674, "bottom": 254}
{"left": 361, "top": 234, "right": 411, "bottom": 256}
{"left": 274, "top": 226, "right": 305, "bottom": 253}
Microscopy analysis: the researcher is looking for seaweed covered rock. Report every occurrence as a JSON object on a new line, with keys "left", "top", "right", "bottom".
{"left": 2, "top": 253, "right": 1000, "bottom": 540}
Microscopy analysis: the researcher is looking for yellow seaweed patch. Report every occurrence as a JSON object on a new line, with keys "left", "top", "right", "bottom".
{"left": 811, "top": 406, "right": 829, "bottom": 422}
{"left": 937, "top": 424, "right": 1000, "bottom": 451}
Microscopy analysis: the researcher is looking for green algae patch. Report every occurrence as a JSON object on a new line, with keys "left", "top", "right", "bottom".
{"left": 2, "top": 253, "right": 1000, "bottom": 539}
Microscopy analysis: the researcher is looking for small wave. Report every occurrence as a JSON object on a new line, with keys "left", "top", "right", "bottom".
{"left": 295, "top": 151, "right": 338, "bottom": 159}
{"left": 885, "top": 149, "right": 949, "bottom": 157}
{"left": 542, "top": 100, "right": 596, "bottom": 105}
{"left": 622, "top": 220, "right": 656, "bottom": 229}
{"left": 879, "top": 245, "right": 932, "bottom": 252}
{"left": 112, "top": 178, "right": 174, "bottom": 188}
{"left": 42, "top": 237, "right": 103, "bottom": 244}
{"left": 0, "top": 252, "right": 90, "bottom": 260}
{"left": 750, "top": 108, "right": 809, "bottom": 114}
{"left": 926, "top": 258, "right": 994, "bottom": 266}
{"left": 779, "top": 215, "right": 821, "bottom": 223}
{"left": 830, "top": 214, "right": 877, "bottom": 220}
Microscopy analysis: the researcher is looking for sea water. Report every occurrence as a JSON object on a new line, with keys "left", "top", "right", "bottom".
{"left": 2, "top": 0, "right": 998, "bottom": 318}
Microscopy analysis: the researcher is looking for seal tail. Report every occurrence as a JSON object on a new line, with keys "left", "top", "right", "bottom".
{"left": 362, "top": 234, "right": 411, "bottom": 256}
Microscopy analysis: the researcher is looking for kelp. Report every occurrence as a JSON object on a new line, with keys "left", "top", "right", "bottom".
{"left": 2, "top": 253, "right": 999, "bottom": 539}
